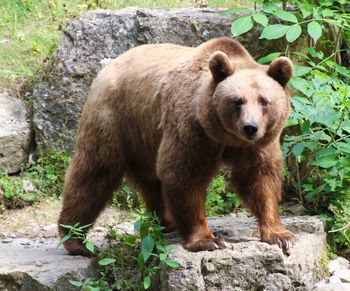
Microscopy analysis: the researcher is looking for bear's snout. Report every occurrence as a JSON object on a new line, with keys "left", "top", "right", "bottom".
{"left": 242, "top": 122, "right": 258, "bottom": 139}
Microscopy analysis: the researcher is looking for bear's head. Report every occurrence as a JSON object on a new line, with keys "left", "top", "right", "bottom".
{"left": 197, "top": 51, "right": 293, "bottom": 147}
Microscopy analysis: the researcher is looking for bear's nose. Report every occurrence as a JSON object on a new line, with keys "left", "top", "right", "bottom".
{"left": 243, "top": 123, "right": 258, "bottom": 138}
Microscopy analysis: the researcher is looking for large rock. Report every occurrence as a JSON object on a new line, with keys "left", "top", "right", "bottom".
{"left": 160, "top": 216, "right": 327, "bottom": 291}
{"left": 0, "top": 215, "right": 327, "bottom": 290}
{"left": 32, "top": 8, "right": 303, "bottom": 150}
{"left": 0, "top": 93, "right": 31, "bottom": 173}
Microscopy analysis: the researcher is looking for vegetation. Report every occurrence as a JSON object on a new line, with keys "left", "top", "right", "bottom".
{"left": 206, "top": 172, "right": 241, "bottom": 216}
{"left": 0, "top": 149, "right": 70, "bottom": 211}
{"left": 59, "top": 210, "right": 179, "bottom": 290}
{"left": 227, "top": 0, "right": 350, "bottom": 251}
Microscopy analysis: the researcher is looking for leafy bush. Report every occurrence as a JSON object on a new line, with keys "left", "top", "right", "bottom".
{"left": 226, "top": 0, "right": 350, "bottom": 250}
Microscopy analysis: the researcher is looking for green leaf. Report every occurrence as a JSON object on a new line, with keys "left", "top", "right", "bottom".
{"left": 311, "top": 148, "right": 337, "bottom": 168}
{"left": 69, "top": 280, "right": 83, "bottom": 287}
{"left": 144, "top": 276, "right": 152, "bottom": 289}
{"left": 221, "top": 7, "right": 250, "bottom": 14}
{"left": 272, "top": 9, "right": 298, "bottom": 23}
{"left": 159, "top": 253, "right": 167, "bottom": 261}
{"left": 79, "top": 223, "right": 93, "bottom": 230}
{"left": 257, "top": 52, "right": 281, "bottom": 64}
{"left": 252, "top": 13, "right": 269, "bottom": 26}
{"left": 123, "top": 235, "right": 137, "bottom": 246}
{"left": 260, "top": 24, "right": 289, "bottom": 40}
{"left": 336, "top": 143, "right": 350, "bottom": 155}
{"left": 290, "top": 77, "right": 313, "bottom": 96}
{"left": 141, "top": 236, "right": 155, "bottom": 262}
{"left": 85, "top": 241, "right": 95, "bottom": 253}
{"left": 305, "top": 47, "right": 324, "bottom": 59}
{"left": 140, "top": 221, "right": 151, "bottom": 238}
{"left": 300, "top": 120, "right": 311, "bottom": 134}
{"left": 311, "top": 156, "right": 337, "bottom": 168}
{"left": 307, "top": 21, "right": 322, "bottom": 43}
{"left": 138, "top": 252, "right": 145, "bottom": 269}
{"left": 294, "top": 65, "right": 312, "bottom": 77}
{"left": 156, "top": 244, "right": 165, "bottom": 252}
{"left": 325, "top": 61, "right": 350, "bottom": 77}
{"left": 285, "top": 118, "right": 299, "bottom": 128}
{"left": 165, "top": 244, "right": 176, "bottom": 253}
{"left": 263, "top": 4, "right": 279, "bottom": 14}
{"left": 59, "top": 224, "right": 74, "bottom": 229}
{"left": 286, "top": 24, "right": 302, "bottom": 42}
{"left": 57, "top": 234, "right": 71, "bottom": 247}
{"left": 305, "top": 142, "right": 317, "bottom": 151}
{"left": 312, "top": 7, "right": 320, "bottom": 19}
{"left": 166, "top": 259, "right": 180, "bottom": 268}
{"left": 299, "top": 3, "right": 313, "bottom": 18}
{"left": 134, "top": 219, "right": 142, "bottom": 231}
{"left": 231, "top": 16, "right": 254, "bottom": 37}
{"left": 322, "top": 8, "right": 334, "bottom": 17}
{"left": 98, "top": 258, "right": 116, "bottom": 266}
{"left": 292, "top": 143, "right": 305, "bottom": 157}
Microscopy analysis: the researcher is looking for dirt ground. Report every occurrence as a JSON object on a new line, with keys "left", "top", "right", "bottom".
{"left": 0, "top": 198, "right": 134, "bottom": 239}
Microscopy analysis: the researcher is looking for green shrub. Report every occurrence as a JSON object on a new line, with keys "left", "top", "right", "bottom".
{"left": 226, "top": 0, "right": 350, "bottom": 250}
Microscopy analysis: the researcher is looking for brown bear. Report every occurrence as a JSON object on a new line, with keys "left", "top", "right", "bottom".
{"left": 58, "top": 37, "right": 294, "bottom": 256}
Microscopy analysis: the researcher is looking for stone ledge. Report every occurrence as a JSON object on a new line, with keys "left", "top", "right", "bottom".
{"left": 161, "top": 216, "right": 327, "bottom": 291}
{"left": 0, "top": 216, "right": 326, "bottom": 290}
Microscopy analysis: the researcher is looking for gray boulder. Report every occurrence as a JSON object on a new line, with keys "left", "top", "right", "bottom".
{"left": 161, "top": 216, "right": 327, "bottom": 291}
{"left": 32, "top": 8, "right": 303, "bottom": 150}
{"left": 0, "top": 92, "right": 31, "bottom": 173}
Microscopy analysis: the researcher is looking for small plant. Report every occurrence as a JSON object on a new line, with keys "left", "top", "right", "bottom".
{"left": 0, "top": 173, "right": 36, "bottom": 209}
{"left": 58, "top": 223, "right": 95, "bottom": 255}
{"left": 112, "top": 183, "right": 142, "bottom": 211}
{"left": 63, "top": 210, "right": 179, "bottom": 290}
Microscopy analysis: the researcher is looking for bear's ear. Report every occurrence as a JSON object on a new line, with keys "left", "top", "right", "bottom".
{"left": 209, "top": 51, "right": 234, "bottom": 83}
{"left": 267, "top": 57, "right": 294, "bottom": 87}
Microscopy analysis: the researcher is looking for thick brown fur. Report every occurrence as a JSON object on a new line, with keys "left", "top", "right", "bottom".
{"left": 58, "top": 37, "right": 294, "bottom": 255}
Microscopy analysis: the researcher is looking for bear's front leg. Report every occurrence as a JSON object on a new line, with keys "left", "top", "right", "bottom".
{"left": 157, "top": 133, "right": 227, "bottom": 252}
{"left": 230, "top": 145, "right": 295, "bottom": 250}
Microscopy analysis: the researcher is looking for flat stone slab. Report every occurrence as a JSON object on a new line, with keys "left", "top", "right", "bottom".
{"left": 0, "top": 238, "right": 96, "bottom": 290}
{"left": 0, "top": 216, "right": 326, "bottom": 290}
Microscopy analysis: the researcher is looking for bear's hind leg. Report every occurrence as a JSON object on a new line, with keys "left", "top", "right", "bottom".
{"left": 58, "top": 157, "right": 123, "bottom": 256}
{"left": 58, "top": 109, "right": 125, "bottom": 256}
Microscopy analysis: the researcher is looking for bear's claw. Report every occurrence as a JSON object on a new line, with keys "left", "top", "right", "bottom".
{"left": 184, "top": 237, "right": 228, "bottom": 252}
{"left": 261, "top": 229, "right": 296, "bottom": 251}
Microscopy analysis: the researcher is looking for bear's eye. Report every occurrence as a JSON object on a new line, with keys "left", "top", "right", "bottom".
{"left": 259, "top": 97, "right": 269, "bottom": 107}
{"left": 233, "top": 98, "right": 244, "bottom": 107}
